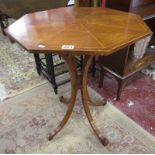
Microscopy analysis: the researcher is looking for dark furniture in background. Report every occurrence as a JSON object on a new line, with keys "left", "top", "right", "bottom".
{"left": 0, "top": 0, "right": 67, "bottom": 34}
{"left": 99, "top": 0, "right": 155, "bottom": 100}
{"left": 99, "top": 46, "right": 155, "bottom": 100}
{"left": 78, "top": 0, "right": 92, "bottom": 6}
{"left": 77, "top": 0, "right": 105, "bottom": 7}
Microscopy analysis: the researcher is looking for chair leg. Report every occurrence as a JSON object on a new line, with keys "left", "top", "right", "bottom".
{"left": 91, "top": 56, "right": 96, "bottom": 77}
{"left": 33, "top": 53, "right": 41, "bottom": 75}
{"left": 0, "top": 14, "right": 8, "bottom": 35}
{"left": 116, "top": 79, "right": 124, "bottom": 101}
{"left": 45, "top": 54, "right": 58, "bottom": 94}
{"left": 99, "top": 68, "right": 105, "bottom": 88}
{"left": 80, "top": 55, "right": 83, "bottom": 70}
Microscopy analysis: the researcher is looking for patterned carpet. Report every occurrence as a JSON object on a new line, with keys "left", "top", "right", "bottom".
{"left": 0, "top": 83, "right": 155, "bottom": 153}
{"left": 0, "top": 31, "right": 46, "bottom": 101}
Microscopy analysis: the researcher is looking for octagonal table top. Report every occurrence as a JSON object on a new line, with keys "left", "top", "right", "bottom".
{"left": 5, "top": 7, "right": 152, "bottom": 56}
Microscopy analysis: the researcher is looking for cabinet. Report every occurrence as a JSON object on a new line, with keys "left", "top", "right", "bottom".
{"left": 99, "top": 0, "right": 155, "bottom": 100}
{"left": 77, "top": 0, "right": 103, "bottom": 7}
{"left": 77, "top": 0, "right": 92, "bottom": 6}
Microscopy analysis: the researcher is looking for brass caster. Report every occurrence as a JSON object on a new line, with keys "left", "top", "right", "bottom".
{"left": 59, "top": 96, "right": 65, "bottom": 103}
{"left": 47, "top": 133, "right": 54, "bottom": 141}
{"left": 100, "top": 137, "right": 109, "bottom": 146}
{"left": 59, "top": 96, "right": 69, "bottom": 105}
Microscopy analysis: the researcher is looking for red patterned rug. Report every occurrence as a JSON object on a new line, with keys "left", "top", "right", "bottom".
{"left": 88, "top": 72, "right": 155, "bottom": 137}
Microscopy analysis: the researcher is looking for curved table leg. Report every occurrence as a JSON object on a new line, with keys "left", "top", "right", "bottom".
{"left": 47, "top": 55, "right": 78, "bottom": 140}
{"left": 81, "top": 55, "right": 109, "bottom": 146}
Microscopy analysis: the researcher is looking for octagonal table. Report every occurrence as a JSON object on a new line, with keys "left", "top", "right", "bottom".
{"left": 5, "top": 7, "right": 152, "bottom": 146}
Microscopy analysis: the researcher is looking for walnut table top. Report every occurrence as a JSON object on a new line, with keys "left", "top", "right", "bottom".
{"left": 5, "top": 7, "right": 152, "bottom": 56}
